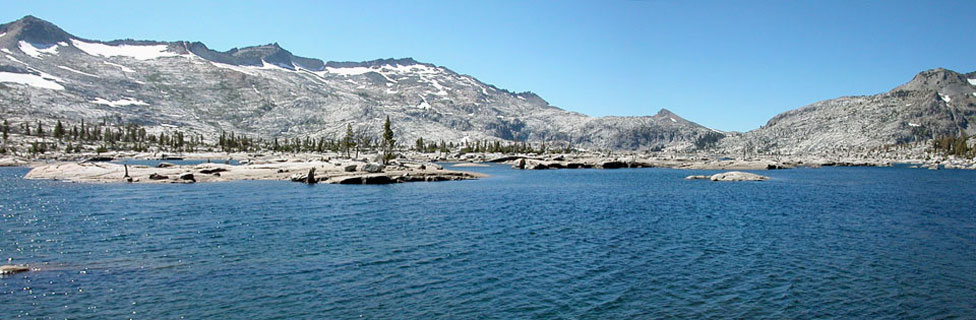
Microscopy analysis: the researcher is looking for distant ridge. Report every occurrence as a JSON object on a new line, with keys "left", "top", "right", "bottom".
{"left": 0, "top": 15, "right": 722, "bottom": 151}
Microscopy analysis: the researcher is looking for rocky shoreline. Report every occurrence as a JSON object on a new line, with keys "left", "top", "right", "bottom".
{"left": 22, "top": 157, "right": 486, "bottom": 185}
{"left": 5, "top": 149, "right": 976, "bottom": 185}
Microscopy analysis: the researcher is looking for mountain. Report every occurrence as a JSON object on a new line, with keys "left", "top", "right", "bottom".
{"left": 717, "top": 68, "right": 976, "bottom": 156}
{"left": 0, "top": 16, "right": 721, "bottom": 151}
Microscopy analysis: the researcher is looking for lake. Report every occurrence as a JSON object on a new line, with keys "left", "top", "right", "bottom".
{"left": 1, "top": 165, "right": 974, "bottom": 318}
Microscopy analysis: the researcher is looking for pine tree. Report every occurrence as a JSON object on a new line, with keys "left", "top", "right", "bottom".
{"left": 342, "top": 123, "right": 355, "bottom": 158}
{"left": 1, "top": 119, "right": 8, "bottom": 141}
{"left": 54, "top": 120, "right": 65, "bottom": 140}
{"left": 35, "top": 121, "right": 44, "bottom": 137}
{"left": 415, "top": 137, "right": 425, "bottom": 152}
{"left": 382, "top": 116, "right": 396, "bottom": 164}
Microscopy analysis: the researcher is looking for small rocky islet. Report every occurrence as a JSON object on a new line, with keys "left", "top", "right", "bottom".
{"left": 21, "top": 155, "right": 485, "bottom": 185}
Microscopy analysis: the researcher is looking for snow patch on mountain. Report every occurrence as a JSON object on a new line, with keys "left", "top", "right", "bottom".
{"left": 71, "top": 39, "right": 177, "bottom": 60}
{"left": 57, "top": 66, "right": 100, "bottom": 78}
{"left": 19, "top": 41, "right": 65, "bottom": 58}
{"left": 0, "top": 71, "right": 64, "bottom": 90}
{"left": 91, "top": 97, "right": 149, "bottom": 107}
{"left": 5, "top": 54, "right": 27, "bottom": 65}
{"left": 324, "top": 66, "right": 372, "bottom": 76}
{"left": 968, "top": 78, "right": 976, "bottom": 86}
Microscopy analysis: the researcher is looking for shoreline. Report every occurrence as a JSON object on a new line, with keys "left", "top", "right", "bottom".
{"left": 5, "top": 150, "right": 975, "bottom": 185}
{"left": 20, "top": 157, "right": 486, "bottom": 185}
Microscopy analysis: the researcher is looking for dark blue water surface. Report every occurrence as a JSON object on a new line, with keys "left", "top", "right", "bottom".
{"left": 1, "top": 165, "right": 974, "bottom": 319}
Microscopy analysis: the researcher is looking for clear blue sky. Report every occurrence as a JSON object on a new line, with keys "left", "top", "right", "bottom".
{"left": 3, "top": 0, "right": 975, "bottom": 132}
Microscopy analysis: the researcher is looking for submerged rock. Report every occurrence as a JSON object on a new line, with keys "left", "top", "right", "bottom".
{"left": 708, "top": 171, "right": 769, "bottom": 182}
{"left": 684, "top": 175, "right": 710, "bottom": 180}
{"left": 0, "top": 265, "right": 30, "bottom": 275}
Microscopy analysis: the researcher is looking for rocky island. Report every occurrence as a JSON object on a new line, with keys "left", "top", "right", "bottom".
{"left": 23, "top": 156, "right": 485, "bottom": 184}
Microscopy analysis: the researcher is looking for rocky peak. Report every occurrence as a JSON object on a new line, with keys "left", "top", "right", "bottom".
{"left": 894, "top": 68, "right": 970, "bottom": 92}
{"left": 0, "top": 15, "right": 76, "bottom": 45}
{"left": 652, "top": 108, "right": 688, "bottom": 124}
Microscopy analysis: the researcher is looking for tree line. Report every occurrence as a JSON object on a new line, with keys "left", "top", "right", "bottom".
{"left": 1, "top": 116, "right": 576, "bottom": 157}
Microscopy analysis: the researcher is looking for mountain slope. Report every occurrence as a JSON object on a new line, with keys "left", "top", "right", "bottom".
{"left": 717, "top": 68, "right": 976, "bottom": 156}
{"left": 0, "top": 16, "right": 721, "bottom": 151}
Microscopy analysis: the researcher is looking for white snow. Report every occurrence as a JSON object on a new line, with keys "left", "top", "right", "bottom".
{"left": 19, "top": 41, "right": 43, "bottom": 58}
{"left": 940, "top": 93, "right": 951, "bottom": 103}
{"left": 32, "top": 69, "right": 63, "bottom": 82}
{"left": 324, "top": 66, "right": 373, "bottom": 76}
{"left": 427, "top": 79, "right": 447, "bottom": 95}
{"left": 18, "top": 41, "right": 67, "bottom": 58}
{"left": 972, "top": 92, "right": 976, "bottom": 97}
{"left": 71, "top": 39, "right": 177, "bottom": 60}
{"left": 57, "top": 66, "right": 100, "bottom": 78}
{"left": 380, "top": 64, "right": 439, "bottom": 74}
{"left": 209, "top": 61, "right": 258, "bottom": 75}
{"left": 0, "top": 32, "right": 5, "bottom": 39}
{"left": 968, "top": 78, "right": 976, "bottom": 86}
{"left": 5, "top": 54, "right": 27, "bottom": 65}
{"left": 1, "top": 48, "right": 11, "bottom": 54}
{"left": 416, "top": 95, "right": 431, "bottom": 109}
{"left": 103, "top": 61, "right": 135, "bottom": 73}
{"left": 908, "top": 122, "right": 921, "bottom": 127}
{"left": 91, "top": 97, "right": 149, "bottom": 107}
{"left": 0, "top": 71, "right": 64, "bottom": 90}
{"left": 670, "top": 117, "right": 677, "bottom": 123}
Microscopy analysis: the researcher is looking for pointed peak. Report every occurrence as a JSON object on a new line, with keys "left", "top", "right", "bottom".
{"left": 0, "top": 15, "right": 75, "bottom": 44}
{"left": 655, "top": 108, "right": 677, "bottom": 117}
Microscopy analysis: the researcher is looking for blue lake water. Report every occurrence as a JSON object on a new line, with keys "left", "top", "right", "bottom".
{"left": 1, "top": 165, "right": 974, "bottom": 318}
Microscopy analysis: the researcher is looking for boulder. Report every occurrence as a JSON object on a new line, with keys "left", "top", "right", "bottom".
{"left": 362, "top": 163, "right": 385, "bottom": 173}
{"left": 199, "top": 168, "right": 228, "bottom": 174}
{"left": 0, "top": 265, "right": 29, "bottom": 275}
{"left": 82, "top": 156, "right": 113, "bottom": 163}
{"left": 156, "top": 162, "right": 176, "bottom": 168}
{"left": 684, "top": 175, "right": 710, "bottom": 180}
{"left": 708, "top": 171, "right": 769, "bottom": 182}
{"left": 599, "top": 161, "right": 627, "bottom": 169}
{"left": 289, "top": 168, "right": 317, "bottom": 184}
{"left": 179, "top": 173, "right": 196, "bottom": 182}
{"left": 148, "top": 173, "right": 168, "bottom": 180}
{"left": 343, "top": 164, "right": 358, "bottom": 172}
{"left": 512, "top": 158, "right": 526, "bottom": 169}
{"left": 404, "top": 163, "right": 426, "bottom": 170}
{"left": 305, "top": 168, "right": 316, "bottom": 184}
